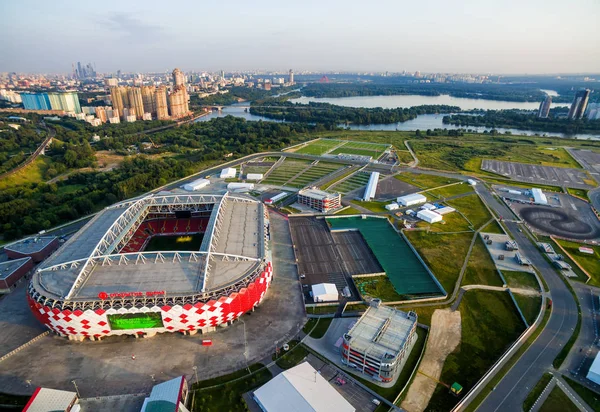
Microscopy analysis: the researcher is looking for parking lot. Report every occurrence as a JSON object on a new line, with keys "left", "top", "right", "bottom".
{"left": 482, "top": 159, "right": 594, "bottom": 189}
{"left": 568, "top": 149, "right": 600, "bottom": 178}
{"left": 374, "top": 175, "right": 419, "bottom": 201}
{"left": 479, "top": 233, "right": 535, "bottom": 273}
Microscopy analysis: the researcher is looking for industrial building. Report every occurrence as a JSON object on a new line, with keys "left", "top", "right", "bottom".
{"left": 397, "top": 193, "right": 427, "bottom": 207}
{"left": 341, "top": 301, "right": 418, "bottom": 382}
{"left": 417, "top": 209, "right": 443, "bottom": 223}
{"left": 0, "top": 257, "right": 33, "bottom": 293}
{"left": 220, "top": 168, "right": 236, "bottom": 179}
{"left": 421, "top": 203, "right": 437, "bottom": 211}
{"left": 264, "top": 192, "right": 288, "bottom": 204}
{"left": 385, "top": 202, "right": 399, "bottom": 211}
{"left": 362, "top": 171, "right": 379, "bottom": 201}
{"left": 253, "top": 362, "right": 355, "bottom": 412}
{"left": 297, "top": 188, "right": 341, "bottom": 212}
{"left": 531, "top": 188, "right": 548, "bottom": 205}
{"left": 311, "top": 283, "right": 339, "bottom": 302}
{"left": 23, "top": 388, "right": 79, "bottom": 412}
{"left": 4, "top": 236, "right": 59, "bottom": 263}
{"left": 182, "top": 178, "right": 210, "bottom": 191}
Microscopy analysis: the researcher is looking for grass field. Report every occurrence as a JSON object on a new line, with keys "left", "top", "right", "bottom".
{"left": 404, "top": 231, "right": 473, "bottom": 294}
{"left": 394, "top": 172, "right": 461, "bottom": 189}
{"left": 261, "top": 159, "right": 311, "bottom": 186}
{"left": 354, "top": 275, "right": 405, "bottom": 302}
{"left": 462, "top": 237, "right": 504, "bottom": 286}
{"left": 427, "top": 290, "right": 526, "bottom": 411}
{"left": 554, "top": 239, "right": 600, "bottom": 286}
{"left": 563, "top": 377, "right": 600, "bottom": 411}
{"left": 0, "top": 156, "right": 52, "bottom": 190}
{"left": 523, "top": 373, "right": 554, "bottom": 411}
{"left": 567, "top": 187, "right": 589, "bottom": 199}
{"left": 503, "top": 271, "right": 540, "bottom": 291}
{"left": 396, "top": 150, "right": 415, "bottom": 164}
{"left": 144, "top": 233, "right": 204, "bottom": 252}
{"left": 272, "top": 340, "right": 309, "bottom": 370}
{"left": 294, "top": 139, "right": 343, "bottom": 155}
{"left": 330, "top": 140, "right": 389, "bottom": 158}
{"left": 481, "top": 220, "right": 505, "bottom": 234}
{"left": 192, "top": 363, "right": 272, "bottom": 411}
{"left": 320, "top": 166, "right": 356, "bottom": 189}
{"left": 540, "top": 385, "right": 580, "bottom": 412}
{"left": 243, "top": 164, "right": 272, "bottom": 176}
{"left": 335, "top": 207, "right": 362, "bottom": 215}
{"left": 331, "top": 171, "right": 372, "bottom": 193}
{"left": 447, "top": 194, "right": 492, "bottom": 229}
{"left": 514, "top": 294, "right": 542, "bottom": 325}
{"left": 302, "top": 318, "right": 333, "bottom": 339}
{"left": 420, "top": 211, "right": 472, "bottom": 233}
{"left": 286, "top": 161, "right": 342, "bottom": 187}
{"left": 427, "top": 183, "right": 474, "bottom": 199}
{"left": 350, "top": 199, "right": 388, "bottom": 213}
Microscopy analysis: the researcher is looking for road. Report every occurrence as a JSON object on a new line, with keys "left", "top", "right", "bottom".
{"left": 474, "top": 189, "right": 579, "bottom": 411}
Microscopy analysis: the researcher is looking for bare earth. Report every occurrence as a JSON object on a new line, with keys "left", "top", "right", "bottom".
{"left": 401, "top": 309, "right": 462, "bottom": 412}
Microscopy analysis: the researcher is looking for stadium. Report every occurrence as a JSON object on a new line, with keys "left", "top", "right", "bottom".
{"left": 26, "top": 192, "right": 272, "bottom": 341}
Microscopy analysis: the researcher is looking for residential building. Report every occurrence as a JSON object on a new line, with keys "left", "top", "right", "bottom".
{"left": 289, "top": 69, "right": 294, "bottom": 85}
{"left": 141, "top": 85, "right": 156, "bottom": 116}
{"left": 568, "top": 89, "right": 591, "bottom": 120}
{"left": 168, "top": 86, "right": 188, "bottom": 118}
{"left": 297, "top": 188, "right": 341, "bottom": 212}
{"left": 127, "top": 86, "right": 144, "bottom": 120}
{"left": 537, "top": 95, "right": 552, "bottom": 118}
{"left": 110, "top": 86, "right": 124, "bottom": 119}
{"left": 21, "top": 93, "right": 51, "bottom": 110}
{"left": 155, "top": 85, "right": 169, "bottom": 120}
{"left": 21, "top": 92, "right": 81, "bottom": 113}
{"left": 173, "top": 68, "right": 185, "bottom": 87}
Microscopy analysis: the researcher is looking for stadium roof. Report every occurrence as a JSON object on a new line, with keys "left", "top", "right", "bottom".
{"left": 345, "top": 305, "right": 417, "bottom": 362}
{"left": 253, "top": 362, "right": 355, "bottom": 412}
{"left": 23, "top": 387, "right": 77, "bottom": 412}
{"left": 33, "top": 193, "right": 265, "bottom": 301}
{"left": 5, "top": 236, "right": 56, "bottom": 254}
{"left": 141, "top": 376, "right": 187, "bottom": 412}
{"left": 0, "top": 257, "right": 32, "bottom": 281}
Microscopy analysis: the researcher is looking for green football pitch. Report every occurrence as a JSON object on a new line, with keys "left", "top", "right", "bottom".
{"left": 144, "top": 233, "right": 204, "bottom": 252}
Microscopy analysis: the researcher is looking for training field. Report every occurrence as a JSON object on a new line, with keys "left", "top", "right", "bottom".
{"left": 286, "top": 162, "right": 343, "bottom": 187}
{"left": 329, "top": 141, "right": 390, "bottom": 158}
{"left": 144, "top": 233, "right": 204, "bottom": 252}
{"left": 263, "top": 159, "right": 344, "bottom": 188}
{"left": 294, "top": 139, "right": 343, "bottom": 155}
{"left": 261, "top": 159, "right": 311, "bottom": 186}
{"left": 331, "top": 171, "right": 372, "bottom": 194}
{"left": 326, "top": 216, "right": 444, "bottom": 297}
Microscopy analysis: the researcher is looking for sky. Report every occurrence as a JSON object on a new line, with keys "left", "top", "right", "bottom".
{"left": 2, "top": 0, "right": 599, "bottom": 75}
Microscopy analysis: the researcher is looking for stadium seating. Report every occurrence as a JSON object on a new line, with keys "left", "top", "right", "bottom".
{"left": 119, "top": 217, "right": 209, "bottom": 253}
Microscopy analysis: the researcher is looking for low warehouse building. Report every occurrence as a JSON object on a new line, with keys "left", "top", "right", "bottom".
{"left": 417, "top": 209, "right": 443, "bottom": 223}
{"left": 435, "top": 206, "right": 455, "bottom": 215}
{"left": 531, "top": 188, "right": 548, "bottom": 205}
{"left": 253, "top": 362, "right": 355, "bottom": 412}
{"left": 0, "top": 257, "right": 33, "bottom": 293}
{"left": 342, "top": 301, "right": 418, "bottom": 382}
{"left": 227, "top": 182, "right": 255, "bottom": 191}
{"left": 312, "top": 283, "right": 339, "bottom": 302}
{"left": 297, "top": 188, "right": 341, "bottom": 212}
{"left": 220, "top": 167, "right": 236, "bottom": 179}
{"left": 362, "top": 171, "right": 379, "bottom": 201}
{"left": 397, "top": 193, "right": 427, "bottom": 207}
{"left": 4, "top": 236, "right": 59, "bottom": 263}
{"left": 182, "top": 178, "right": 210, "bottom": 191}
{"left": 385, "top": 202, "right": 399, "bottom": 211}
{"left": 246, "top": 173, "right": 264, "bottom": 181}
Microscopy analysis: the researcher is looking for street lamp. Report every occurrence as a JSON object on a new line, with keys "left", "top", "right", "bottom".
{"left": 71, "top": 380, "right": 81, "bottom": 398}
{"left": 192, "top": 366, "right": 199, "bottom": 384}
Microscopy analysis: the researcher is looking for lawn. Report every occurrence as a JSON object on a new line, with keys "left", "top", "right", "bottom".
{"left": 447, "top": 194, "right": 492, "bottom": 229}
{"left": 523, "top": 373, "right": 554, "bottom": 411}
{"left": 513, "top": 294, "right": 542, "bottom": 325}
{"left": 394, "top": 172, "right": 461, "bottom": 189}
{"left": 306, "top": 305, "right": 338, "bottom": 315}
{"left": 567, "top": 187, "right": 589, "bottom": 199}
{"left": 481, "top": 220, "right": 504, "bottom": 234}
{"left": 563, "top": 376, "right": 600, "bottom": 412}
{"left": 404, "top": 231, "right": 473, "bottom": 294}
{"left": 354, "top": 275, "right": 406, "bottom": 302}
{"left": 320, "top": 166, "right": 356, "bottom": 189}
{"left": 554, "top": 239, "right": 600, "bottom": 286}
{"left": 350, "top": 200, "right": 388, "bottom": 213}
{"left": 262, "top": 159, "right": 311, "bottom": 185}
{"left": 329, "top": 140, "right": 389, "bottom": 158}
{"left": 191, "top": 363, "right": 272, "bottom": 411}
{"left": 294, "top": 139, "right": 343, "bottom": 155}
{"left": 302, "top": 317, "right": 333, "bottom": 339}
{"left": 396, "top": 150, "right": 415, "bottom": 164}
{"left": 427, "top": 183, "right": 474, "bottom": 199}
{"left": 462, "top": 237, "right": 504, "bottom": 287}
{"left": 422, "top": 212, "right": 472, "bottom": 233}
{"left": 0, "top": 156, "right": 52, "bottom": 190}
{"left": 335, "top": 207, "right": 362, "bottom": 215}
{"left": 503, "top": 271, "right": 540, "bottom": 291}
{"left": 427, "top": 290, "right": 526, "bottom": 411}
{"left": 272, "top": 339, "right": 309, "bottom": 369}
{"left": 540, "top": 386, "right": 579, "bottom": 412}
{"left": 331, "top": 171, "right": 371, "bottom": 193}
{"left": 286, "top": 162, "right": 343, "bottom": 187}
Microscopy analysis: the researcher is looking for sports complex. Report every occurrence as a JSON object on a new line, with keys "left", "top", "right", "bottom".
{"left": 26, "top": 192, "right": 273, "bottom": 340}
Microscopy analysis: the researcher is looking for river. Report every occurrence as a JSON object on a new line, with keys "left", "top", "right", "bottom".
{"left": 196, "top": 99, "right": 599, "bottom": 141}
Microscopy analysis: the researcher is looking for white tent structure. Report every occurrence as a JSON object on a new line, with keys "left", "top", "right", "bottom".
{"left": 311, "top": 283, "right": 339, "bottom": 302}
{"left": 182, "top": 178, "right": 210, "bottom": 191}
{"left": 220, "top": 167, "right": 236, "bottom": 179}
{"left": 253, "top": 362, "right": 355, "bottom": 412}
{"left": 397, "top": 193, "right": 426, "bottom": 207}
{"left": 588, "top": 353, "right": 600, "bottom": 385}
{"left": 531, "top": 188, "right": 548, "bottom": 205}
{"left": 417, "top": 209, "right": 442, "bottom": 223}
{"left": 362, "top": 172, "right": 379, "bottom": 201}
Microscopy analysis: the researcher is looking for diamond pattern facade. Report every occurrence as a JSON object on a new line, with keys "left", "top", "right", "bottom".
{"left": 27, "top": 262, "right": 273, "bottom": 339}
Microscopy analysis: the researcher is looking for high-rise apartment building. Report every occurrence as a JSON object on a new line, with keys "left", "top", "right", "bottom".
{"left": 168, "top": 86, "right": 188, "bottom": 118}
{"left": 127, "top": 87, "right": 144, "bottom": 119}
{"left": 537, "top": 95, "right": 552, "bottom": 118}
{"left": 141, "top": 85, "right": 156, "bottom": 116}
{"left": 172, "top": 68, "right": 185, "bottom": 88}
{"left": 21, "top": 93, "right": 51, "bottom": 111}
{"left": 110, "top": 86, "right": 124, "bottom": 119}
{"left": 21, "top": 92, "right": 81, "bottom": 113}
{"left": 155, "top": 86, "right": 169, "bottom": 120}
{"left": 568, "top": 89, "right": 591, "bottom": 120}
{"left": 289, "top": 69, "right": 294, "bottom": 85}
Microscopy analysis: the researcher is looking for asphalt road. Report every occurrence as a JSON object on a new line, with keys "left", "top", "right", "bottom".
{"left": 475, "top": 195, "right": 579, "bottom": 411}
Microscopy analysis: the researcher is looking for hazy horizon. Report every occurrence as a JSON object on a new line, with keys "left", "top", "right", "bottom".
{"left": 2, "top": 0, "right": 599, "bottom": 75}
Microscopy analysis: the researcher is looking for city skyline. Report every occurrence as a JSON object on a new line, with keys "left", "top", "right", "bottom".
{"left": 2, "top": 0, "right": 599, "bottom": 75}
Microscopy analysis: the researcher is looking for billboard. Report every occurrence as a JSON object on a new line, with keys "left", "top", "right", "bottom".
{"left": 107, "top": 312, "right": 164, "bottom": 330}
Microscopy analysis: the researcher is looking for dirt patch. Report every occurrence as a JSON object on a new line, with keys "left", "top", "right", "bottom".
{"left": 510, "top": 288, "right": 541, "bottom": 297}
{"left": 95, "top": 150, "right": 127, "bottom": 171}
{"left": 401, "top": 309, "right": 462, "bottom": 412}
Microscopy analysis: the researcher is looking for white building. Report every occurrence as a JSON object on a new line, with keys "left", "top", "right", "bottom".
{"left": 531, "top": 188, "right": 548, "bottom": 205}
{"left": 311, "top": 283, "right": 339, "bottom": 302}
{"left": 588, "top": 353, "right": 600, "bottom": 385}
{"left": 385, "top": 202, "right": 399, "bottom": 211}
{"left": 246, "top": 173, "right": 264, "bottom": 181}
{"left": 220, "top": 167, "right": 237, "bottom": 179}
{"left": 421, "top": 203, "right": 437, "bottom": 211}
{"left": 182, "top": 178, "right": 210, "bottom": 191}
{"left": 227, "top": 182, "right": 255, "bottom": 190}
{"left": 253, "top": 362, "right": 355, "bottom": 412}
{"left": 362, "top": 171, "right": 379, "bottom": 201}
{"left": 467, "top": 179, "right": 477, "bottom": 186}
{"left": 397, "top": 193, "right": 427, "bottom": 207}
{"left": 435, "top": 206, "right": 455, "bottom": 215}
{"left": 125, "top": 115, "right": 137, "bottom": 123}
{"left": 417, "top": 209, "right": 443, "bottom": 223}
